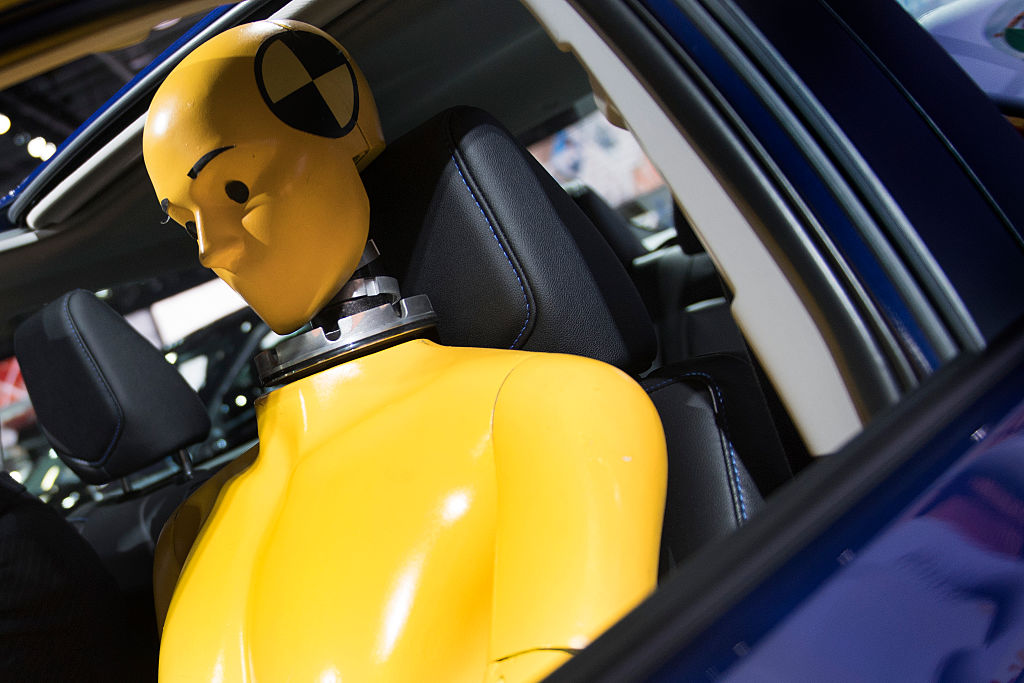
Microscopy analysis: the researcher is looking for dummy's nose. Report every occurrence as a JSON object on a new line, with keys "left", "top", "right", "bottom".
{"left": 195, "top": 211, "right": 246, "bottom": 270}
{"left": 195, "top": 213, "right": 227, "bottom": 267}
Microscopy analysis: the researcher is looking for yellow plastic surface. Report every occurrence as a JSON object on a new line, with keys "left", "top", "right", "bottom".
{"left": 152, "top": 445, "right": 257, "bottom": 633}
{"left": 143, "top": 20, "right": 386, "bottom": 334}
{"left": 158, "top": 339, "right": 666, "bottom": 682}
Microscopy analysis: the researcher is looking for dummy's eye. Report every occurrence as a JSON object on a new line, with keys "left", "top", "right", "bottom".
{"left": 184, "top": 221, "right": 198, "bottom": 240}
{"left": 225, "top": 180, "right": 249, "bottom": 204}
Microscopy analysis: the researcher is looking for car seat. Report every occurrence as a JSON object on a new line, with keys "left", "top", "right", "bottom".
{"left": 361, "top": 106, "right": 789, "bottom": 571}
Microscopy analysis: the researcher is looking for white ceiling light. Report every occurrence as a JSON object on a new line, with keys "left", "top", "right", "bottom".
{"left": 0, "top": 114, "right": 10, "bottom": 135}
{"left": 26, "top": 136, "right": 48, "bottom": 158}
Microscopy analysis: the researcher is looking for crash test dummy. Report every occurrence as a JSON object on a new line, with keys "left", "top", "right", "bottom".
{"left": 143, "top": 20, "right": 666, "bottom": 683}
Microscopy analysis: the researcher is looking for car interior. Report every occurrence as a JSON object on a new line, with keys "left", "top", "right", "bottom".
{"left": 0, "top": 0, "right": 869, "bottom": 674}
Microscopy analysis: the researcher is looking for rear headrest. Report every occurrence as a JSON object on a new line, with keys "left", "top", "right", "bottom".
{"left": 14, "top": 290, "right": 210, "bottom": 484}
{"left": 362, "top": 107, "right": 657, "bottom": 374}
{"left": 566, "top": 183, "right": 647, "bottom": 269}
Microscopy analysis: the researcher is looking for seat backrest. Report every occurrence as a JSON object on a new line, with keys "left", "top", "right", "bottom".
{"left": 361, "top": 106, "right": 768, "bottom": 570}
{"left": 565, "top": 183, "right": 647, "bottom": 269}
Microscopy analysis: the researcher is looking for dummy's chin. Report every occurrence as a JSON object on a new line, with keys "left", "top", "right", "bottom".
{"left": 211, "top": 270, "right": 314, "bottom": 335}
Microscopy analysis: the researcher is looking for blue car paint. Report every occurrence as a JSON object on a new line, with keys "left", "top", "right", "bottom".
{"left": 652, "top": 342, "right": 1024, "bottom": 681}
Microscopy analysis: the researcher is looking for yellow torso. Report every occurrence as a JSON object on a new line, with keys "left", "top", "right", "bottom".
{"left": 157, "top": 339, "right": 666, "bottom": 682}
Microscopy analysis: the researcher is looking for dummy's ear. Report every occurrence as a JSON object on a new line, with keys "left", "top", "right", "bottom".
{"left": 254, "top": 29, "right": 360, "bottom": 138}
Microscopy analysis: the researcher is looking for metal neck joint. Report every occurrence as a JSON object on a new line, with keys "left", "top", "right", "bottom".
{"left": 255, "top": 240, "right": 437, "bottom": 386}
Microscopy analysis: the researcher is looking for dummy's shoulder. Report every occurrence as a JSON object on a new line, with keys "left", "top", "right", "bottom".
{"left": 492, "top": 352, "right": 665, "bottom": 462}
{"left": 498, "top": 351, "right": 652, "bottom": 404}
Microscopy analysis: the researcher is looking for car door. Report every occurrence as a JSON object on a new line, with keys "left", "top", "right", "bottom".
{"left": 523, "top": 0, "right": 1024, "bottom": 679}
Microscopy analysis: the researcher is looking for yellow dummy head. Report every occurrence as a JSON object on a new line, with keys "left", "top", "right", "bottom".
{"left": 143, "top": 20, "right": 385, "bottom": 333}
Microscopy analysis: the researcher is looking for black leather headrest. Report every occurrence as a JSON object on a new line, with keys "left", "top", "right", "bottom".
{"left": 14, "top": 290, "right": 210, "bottom": 484}
{"left": 567, "top": 184, "right": 647, "bottom": 269}
{"left": 363, "top": 107, "right": 657, "bottom": 374}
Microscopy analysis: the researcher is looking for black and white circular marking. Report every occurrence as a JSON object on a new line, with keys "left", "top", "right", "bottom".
{"left": 254, "top": 30, "right": 360, "bottom": 138}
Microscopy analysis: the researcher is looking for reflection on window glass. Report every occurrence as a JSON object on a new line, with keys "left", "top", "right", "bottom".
{"left": 897, "top": 0, "right": 961, "bottom": 17}
{"left": 723, "top": 401, "right": 1024, "bottom": 682}
{"left": 900, "top": 0, "right": 1024, "bottom": 118}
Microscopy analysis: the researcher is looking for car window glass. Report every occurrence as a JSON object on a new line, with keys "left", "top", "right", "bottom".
{"left": 527, "top": 106, "right": 677, "bottom": 251}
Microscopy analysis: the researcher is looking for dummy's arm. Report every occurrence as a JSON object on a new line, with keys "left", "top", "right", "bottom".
{"left": 152, "top": 445, "right": 258, "bottom": 631}
{"left": 486, "top": 354, "right": 667, "bottom": 682}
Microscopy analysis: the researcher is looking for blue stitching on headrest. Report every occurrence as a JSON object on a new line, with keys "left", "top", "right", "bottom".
{"left": 450, "top": 154, "right": 530, "bottom": 348}
{"left": 724, "top": 440, "right": 747, "bottom": 521}
{"left": 62, "top": 294, "right": 123, "bottom": 468}
{"left": 645, "top": 372, "right": 748, "bottom": 522}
